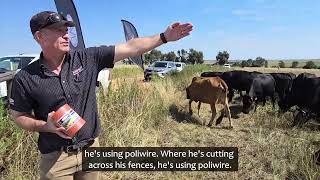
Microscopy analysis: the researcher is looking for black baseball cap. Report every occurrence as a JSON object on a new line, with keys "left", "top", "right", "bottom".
{"left": 30, "top": 11, "right": 75, "bottom": 35}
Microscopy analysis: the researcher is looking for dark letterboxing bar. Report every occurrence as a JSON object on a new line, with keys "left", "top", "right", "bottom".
{"left": 82, "top": 147, "right": 238, "bottom": 171}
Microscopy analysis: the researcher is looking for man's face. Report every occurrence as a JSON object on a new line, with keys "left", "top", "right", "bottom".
{"left": 39, "top": 25, "right": 70, "bottom": 53}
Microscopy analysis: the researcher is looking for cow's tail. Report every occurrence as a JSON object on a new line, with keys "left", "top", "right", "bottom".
{"left": 186, "top": 87, "right": 190, "bottom": 99}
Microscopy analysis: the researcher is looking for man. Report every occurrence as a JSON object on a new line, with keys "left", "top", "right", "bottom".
{"left": 9, "top": 11, "right": 192, "bottom": 180}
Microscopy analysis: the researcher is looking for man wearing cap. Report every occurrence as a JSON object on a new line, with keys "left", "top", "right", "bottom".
{"left": 9, "top": 11, "right": 192, "bottom": 180}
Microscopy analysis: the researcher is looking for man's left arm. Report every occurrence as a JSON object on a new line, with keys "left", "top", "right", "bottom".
{"left": 114, "top": 22, "right": 193, "bottom": 62}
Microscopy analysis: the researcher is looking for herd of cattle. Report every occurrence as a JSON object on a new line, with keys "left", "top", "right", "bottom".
{"left": 186, "top": 70, "right": 320, "bottom": 129}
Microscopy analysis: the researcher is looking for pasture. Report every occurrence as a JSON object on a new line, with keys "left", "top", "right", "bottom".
{"left": 267, "top": 60, "right": 320, "bottom": 68}
{"left": 0, "top": 64, "right": 319, "bottom": 179}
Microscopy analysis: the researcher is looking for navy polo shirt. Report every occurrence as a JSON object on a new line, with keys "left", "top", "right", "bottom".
{"left": 10, "top": 46, "right": 115, "bottom": 154}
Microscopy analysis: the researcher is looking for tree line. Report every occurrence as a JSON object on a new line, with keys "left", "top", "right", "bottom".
{"left": 123, "top": 49, "right": 204, "bottom": 65}
{"left": 123, "top": 49, "right": 320, "bottom": 69}
{"left": 216, "top": 51, "right": 320, "bottom": 69}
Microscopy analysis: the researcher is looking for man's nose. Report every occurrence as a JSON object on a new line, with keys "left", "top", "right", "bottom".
{"left": 63, "top": 32, "right": 69, "bottom": 40}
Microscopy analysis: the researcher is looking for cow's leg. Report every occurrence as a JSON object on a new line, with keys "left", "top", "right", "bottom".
{"left": 208, "top": 104, "right": 217, "bottom": 127}
{"left": 271, "top": 95, "right": 276, "bottom": 109}
{"left": 228, "top": 89, "right": 234, "bottom": 103}
{"left": 189, "top": 100, "right": 193, "bottom": 115}
{"left": 254, "top": 100, "right": 258, "bottom": 112}
{"left": 262, "top": 97, "right": 266, "bottom": 106}
{"left": 223, "top": 97, "right": 233, "bottom": 128}
{"left": 293, "top": 110, "right": 310, "bottom": 127}
{"left": 216, "top": 110, "right": 224, "bottom": 126}
{"left": 197, "top": 102, "right": 201, "bottom": 116}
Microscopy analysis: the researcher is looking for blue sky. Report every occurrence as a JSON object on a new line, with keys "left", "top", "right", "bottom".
{"left": 1, "top": 0, "right": 320, "bottom": 60}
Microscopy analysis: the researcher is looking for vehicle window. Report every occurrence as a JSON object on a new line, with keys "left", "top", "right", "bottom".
{"left": 169, "top": 63, "right": 175, "bottom": 67}
{"left": 153, "top": 62, "right": 167, "bottom": 68}
{"left": 176, "top": 64, "right": 181, "bottom": 67}
{"left": 0, "top": 60, "right": 12, "bottom": 71}
{"left": 0, "top": 57, "right": 34, "bottom": 71}
{"left": 0, "top": 57, "right": 18, "bottom": 71}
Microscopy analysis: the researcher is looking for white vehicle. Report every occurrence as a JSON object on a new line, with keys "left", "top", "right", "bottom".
{"left": 223, "top": 64, "right": 231, "bottom": 68}
{"left": 174, "top": 62, "right": 186, "bottom": 72}
{"left": 144, "top": 61, "right": 177, "bottom": 80}
{"left": 0, "top": 54, "right": 39, "bottom": 98}
{"left": 0, "top": 54, "right": 111, "bottom": 98}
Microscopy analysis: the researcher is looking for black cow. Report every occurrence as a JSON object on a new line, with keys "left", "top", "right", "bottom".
{"left": 242, "top": 74, "right": 276, "bottom": 114}
{"left": 200, "top": 71, "right": 223, "bottom": 78}
{"left": 270, "top": 73, "right": 296, "bottom": 108}
{"left": 220, "top": 70, "right": 262, "bottom": 102}
{"left": 280, "top": 73, "right": 320, "bottom": 126}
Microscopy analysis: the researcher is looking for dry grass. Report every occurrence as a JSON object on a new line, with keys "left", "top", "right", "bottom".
{"left": 1, "top": 64, "right": 319, "bottom": 179}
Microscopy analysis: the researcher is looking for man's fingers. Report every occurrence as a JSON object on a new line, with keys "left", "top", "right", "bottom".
{"left": 47, "top": 111, "right": 55, "bottom": 121}
{"left": 57, "top": 127, "right": 65, "bottom": 131}
{"left": 176, "top": 23, "right": 193, "bottom": 29}
{"left": 181, "top": 28, "right": 193, "bottom": 34}
{"left": 180, "top": 32, "right": 190, "bottom": 39}
{"left": 56, "top": 127, "right": 72, "bottom": 139}
{"left": 171, "top": 22, "right": 180, "bottom": 28}
{"left": 48, "top": 111, "right": 55, "bottom": 117}
{"left": 180, "top": 24, "right": 193, "bottom": 32}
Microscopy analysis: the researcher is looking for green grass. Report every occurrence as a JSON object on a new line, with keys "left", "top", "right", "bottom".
{"left": 1, "top": 64, "right": 319, "bottom": 179}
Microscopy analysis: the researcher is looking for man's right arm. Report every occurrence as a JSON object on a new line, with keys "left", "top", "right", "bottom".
{"left": 10, "top": 110, "right": 71, "bottom": 139}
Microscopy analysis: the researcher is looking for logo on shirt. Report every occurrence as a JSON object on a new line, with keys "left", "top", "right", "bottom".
{"left": 72, "top": 66, "right": 84, "bottom": 81}
{"left": 72, "top": 66, "right": 84, "bottom": 76}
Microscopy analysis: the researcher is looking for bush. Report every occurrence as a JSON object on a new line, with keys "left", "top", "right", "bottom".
{"left": 232, "top": 62, "right": 242, "bottom": 67}
{"left": 279, "top": 61, "right": 285, "bottom": 68}
{"left": 291, "top": 61, "right": 299, "bottom": 68}
{"left": 303, "top": 61, "right": 317, "bottom": 69}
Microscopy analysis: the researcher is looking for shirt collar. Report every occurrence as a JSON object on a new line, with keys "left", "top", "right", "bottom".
{"left": 38, "top": 52, "right": 70, "bottom": 77}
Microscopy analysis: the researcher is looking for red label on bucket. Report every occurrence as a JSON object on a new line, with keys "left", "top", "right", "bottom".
{"left": 57, "top": 109, "right": 81, "bottom": 130}
{"left": 52, "top": 104, "right": 86, "bottom": 137}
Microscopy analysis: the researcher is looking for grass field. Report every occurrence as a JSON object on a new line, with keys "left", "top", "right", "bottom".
{"left": 0, "top": 64, "right": 319, "bottom": 179}
{"left": 205, "top": 59, "right": 320, "bottom": 68}
{"left": 267, "top": 59, "right": 320, "bottom": 68}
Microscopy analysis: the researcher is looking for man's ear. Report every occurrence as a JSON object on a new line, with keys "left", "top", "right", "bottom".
{"left": 34, "top": 31, "right": 42, "bottom": 42}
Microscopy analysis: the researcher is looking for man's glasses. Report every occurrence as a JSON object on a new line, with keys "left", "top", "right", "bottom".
{"left": 40, "top": 13, "right": 67, "bottom": 29}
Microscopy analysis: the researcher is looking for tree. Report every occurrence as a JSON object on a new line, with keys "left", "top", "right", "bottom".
{"left": 177, "top": 49, "right": 188, "bottom": 63}
{"left": 187, "top": 49, "right": 204, "bottom": 64}
{"left": 216, "top": 51, "right": 229, "bottom": 65}
{"left": 250, "top": 57, "right": 267, "bottom": 67}
{"left": 291, "top": 61, "right": 299, "bottom": 68}
{"left": 279, "top": 61, "right": 285, "bottom": 68}
{"left": 246, "top": 59, "right": 253, "bottom": 67}
{"left": 303, "top": 61, "right": 317, "bottom": 69}
{"left": 166, "top": 51, "right": 176, "bottom": 61}
{"left": 233, "top": 62, "right": 242, "bottom": 67}
{"left": 241, "top": 60, "right": 249, "bottom": 67}
{"left": 144, "top": 49, "right": 162, "bottom": 64}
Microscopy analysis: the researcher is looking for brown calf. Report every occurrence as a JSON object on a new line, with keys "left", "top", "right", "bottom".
{"left": 186, "top": 76, "right": 232, "bottom": 128}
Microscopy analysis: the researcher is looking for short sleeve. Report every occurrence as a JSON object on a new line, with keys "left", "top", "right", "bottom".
{"left": 86, "top": 46, "right": 115, "bottom": 71}
{"left": 10, "top": 75, "right": 34, "bottom": 113}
